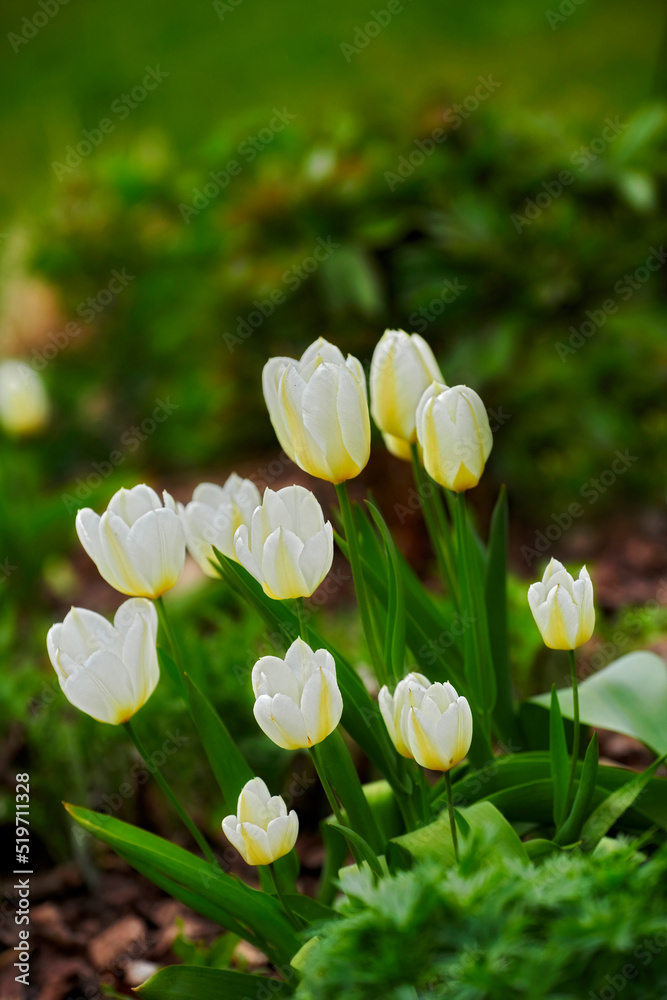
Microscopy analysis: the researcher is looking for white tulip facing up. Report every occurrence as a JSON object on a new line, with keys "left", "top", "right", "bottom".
{"left": 262, "top": 337, "right": 370, "bottom": 483}
{"left": 76, "top": 484, "right": 186, "bottom": 598}
{"left": 370, "top": 329, "right": 444, "bottom": 461}
{"left": 252, "top": 637, "right": 343, "bottom": 749}
{"left": 527, "top": 559, "right": 595, "bottom": 650}
{"left": 416, "top": 382, "right": 493, "bottom": 492}
{"left": 178, "top": 474, "right": 261, "bottom": 577}
{"left": 222, "top": 777, "right": 298, "bottom": 866}
{"left": 47, "top": 599, "right": 159, "bottom": 724}
{"left": 234, "top": 485, "right": 333, "bottom": 600}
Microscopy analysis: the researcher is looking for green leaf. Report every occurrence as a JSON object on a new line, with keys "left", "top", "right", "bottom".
{"left": 484, "top": 485, "right": 517, "bottom": 742}
{"left": 328, "top": 822, "right": 383, "bottom": 879}
{"left": 157, "top": 645, "right": 187, "bottom": 701}
{"left": 135, "top": 965, "right": 294, "bottom": 999}
{"left": 282, "top": 895, "right": 338, "bottom": 924}
{"left": 366, "top": 501, "right": 406, "bottom": 683}
{"left": 65, "top": 805, "right": 299, "bottom": 964}
{"left": 391, "top": 800, "right": 528, "bottom": 866}
{"left": 531, "top": 652, "right": 667, "bottom": 754}
{"left": 580, "top": 751, "right": 667, "bottom": 852}
{"left": 554, "top": 733, "right": 599, "bottom": 845}
{"left": 316, "top": 730, "right": 384, "bottom": 853}
{"left": 549, "top": 686, "right": 569, "bottom": 828}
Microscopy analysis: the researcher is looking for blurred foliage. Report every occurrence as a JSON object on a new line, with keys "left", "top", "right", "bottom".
{"left": 295, "top": 839, "right": 667, "bottom": 999}
{"left": 7, "top": 99, "right": 665, "bottom": 526}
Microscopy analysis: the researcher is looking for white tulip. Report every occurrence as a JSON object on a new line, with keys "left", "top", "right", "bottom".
{"left": 222, "top": 777, "right": 298, "bottom": 866}
{"left": 46, "top": 599, "right": 159, "bottom": 724}
{"left": 0, "top": 360, "right": 49, "bottom": 436}
{"left": 76, "top": 485, "right": 186, "bottom": 598}
{"left": 263, "top": 337, "right": 370, "bottom": 483}
{"left": 234, "top": 485, "right": 333, "bottom": 600}
{"left": 528, "top": 559, "right": 595, "bottom": 650}
{"left": 178, "top": 474, "right": 261, "bottom": 577}
{"left": 370, "top": 329, "right": 444, "bottom": 456}
{"left": 252, "top": 637, "right": 343, "bottom": 750}
{"left": 380, "top": 674, "right": 473, "bottom": 771}
{"left": 416, "top": 382, "right": 493, "bottom": 492}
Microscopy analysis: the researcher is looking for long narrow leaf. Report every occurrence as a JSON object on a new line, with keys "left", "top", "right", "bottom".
{"left": 366, "top": 501, "right": 406, "bottom": 682}
{"left": 549, "top": 686, "right": 569, "bottom": 828}
{"left": 580, "top": 751, "right": 667, "bottom": 852}
{"left": 555, "top": 733, "right": 599, "bottom": 845}
{"left": 136, "top": 965, "right": 294, "bottom": 999}
{"left": 484, "top": 485, "right": 517, "bottom": 741}
{"left": 317, "top": 730, "right": 384, "bottom": 853}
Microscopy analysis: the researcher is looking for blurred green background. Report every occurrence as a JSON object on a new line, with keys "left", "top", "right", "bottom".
{"left": 1, "top": 0, "right": 667, "bottom": 863}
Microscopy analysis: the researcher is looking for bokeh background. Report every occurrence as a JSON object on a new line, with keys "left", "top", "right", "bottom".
{"left": 1, "top": 1, "right": 667, "bottom": 995}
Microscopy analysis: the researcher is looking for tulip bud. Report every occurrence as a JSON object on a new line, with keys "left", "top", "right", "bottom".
{"left": 380, "top": 674, "right": 473, "bottom": 771}
{"left": 370, "top": 329, "right": 444, "bottom": 458}
{"left": 234, "top": 485, "right": 333, "bottom": 600}
{"left": 222, "top": 777, "right": 298, "bottom": 866}
{"left": 46, "top": 599, "right": 159, "bottom": 724}
{"left": 76, "top": 485, "right": 186, "bottom": 598}
{"left": 178, "top": 475, "right": 261, "bottom": 577}
{"left": 252, "top": 637, "right": 343, "bottom": 749}
{"left": 528, "top": 559, "right": 595, "bottom": 650}
{"left": 416, "top": 383, "right": 493, "bottom": 492}
{"left": 263, "top": 337, "right": 370, "bottom": 483}
{"left": 0, "top": 360, "right": 49, "bottom": 437}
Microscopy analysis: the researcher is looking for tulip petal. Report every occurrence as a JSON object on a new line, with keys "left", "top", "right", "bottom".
{"left": 107, "top": 485, "right": 163, "bottom": 524}
{"left": 267, "top": 812, "right": 298, "bottom": 860}
{"left": 253, "top": 693, "right": 309, "bottom": 749}
{"left": 252, "top": 655, "right": 301, "bottom": 701}
{"left": 261, "top": 527, "right": 309, "bottom": 599}
{"left": 126, "top": 507, "right": 185, "bottom": 597}
{"left": 300, "top": 666, "right": 343, "bottom": 744}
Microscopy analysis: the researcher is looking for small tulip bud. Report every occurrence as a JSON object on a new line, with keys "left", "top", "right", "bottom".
{"left": 0, "top": 360, "right": 49, "bottom": 437}
{"left": 46, "top": 599, "right": 159, "bottom": 724}
{"left": 416, "top": 382, "right": 493, "bottom": 492}
{"left": 222, "top": 777, "right": 298, "bottom": 866}
{"left": 528, "top": 559, "right": 595, "bottom": 650}
{"left": 178, "top": 474, "right": 261, "bottom": 577}
{"left": 252, "top": 637, "right": 343, "bottom": 749}
{"left": 234, "top": 485, "right": 333, "bottom": 600}
{"left": 76, "top": 485, "right": 186, "bottom": 598}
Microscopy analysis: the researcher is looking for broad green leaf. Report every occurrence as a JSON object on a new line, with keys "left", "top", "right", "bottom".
{"left": 580, "top": 751, "right": 667, "bottom": 852}
{"left": 65, "top": 804, "right": 299, "bottom": 964}
{"left": 391, "top": 800, "right": 528, "bottom": 866}
{"left": 555, "top": 734, "right": 599, "bottom": 845}
{"left": 316, "top": 730, "right": 384, "bottom": 853}
{"left": 531, "top": 652, "right": 667, "bottom": 754}
{"left": 135, "top": 964, "right": 293, "bottom": 999}
{"left": 328, "top": 822, "right": 383, "bottom": 879}
{"left": 283, "top": 895, "right": 338, "bottom": 924}
{"left": 549, "top": 686, "right": 569, "bottom": 828}
{"left": 484, "top": 485, "right": 517, "bottom": 742}
{"left": 157, "top": 645, "right": 187, "bottom": 701}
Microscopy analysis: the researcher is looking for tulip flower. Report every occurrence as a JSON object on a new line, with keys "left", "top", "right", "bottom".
{"left": 222, "top": 777, "right": 298, "bottom": 866}
{"left": 76, "top": 485, "right": 186, "bottom": 598}
{"left": 416, "top": 383, "right": 493, "bottom": 492}
{"left": 234, "top": 485, "right": 333, "bottom": 600}
{"left": 528, "top": 559, "right": 595, "bottom": 650}
{"left": 178, "top": 475, "right": 261, "bottom": 577}
{"left": 370, "top": 329, "right": 444, "bottom": 459}
{"left": 252, "top": 637, "right": 343, "bottom": 749}
{"left": 0, "top": 360, "right": 49, "bottom": 436}
{"left": 380, "top": 674, "right": 472, "bottom": 772}
{"left": 46, "top": 599, "right": 159, "bottom": 724}
{"left": 263, "top": 337, "right": 370, "bottom": 483}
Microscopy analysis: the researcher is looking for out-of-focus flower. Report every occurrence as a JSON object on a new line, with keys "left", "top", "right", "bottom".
{"left": 0, "top": 360, "right": 49, "bottom": 436}
{"left": 178, "top": 475, "right": 260, "bottom": 577}
{"left": 252, "top": 637, "right": 343, "bottom": 749}
{"left": 222, "top": 777, "right": 298, "bottom": 866}
{"left": 370, "top": 329, "right": 443, "bottom": 459}
{"left": 262, "top": 337, "right": 370, "bottom": 483}
{"left": 380, "top": 674, "right": 473, "bottom": 771}
{"left": 46, "top": 599, "right": 159, "bottom": 724}
{"left": 234, "top": 485, "right": 333, "bottom": 600}
{"left": 76, "top": 485, "right": 186, "bottom": 598}
{"left": 528, "top": 559, "right": 595, "bottom": 650}
{"left": 416, "top": 383, "right": 492, "bottom": 492}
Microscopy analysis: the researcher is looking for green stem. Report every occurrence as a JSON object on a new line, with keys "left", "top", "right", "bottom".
{"left": 310, "top": 744, "right": 345, "bottom": 826}
{"left": 565, "top": 649, "right": 581, "bottom": 811}
{"left": 334, "top": 482, "right": 385, "bottom": 682}
{"left": 123, "top": 719, "right": 218, "bottom": 867}
{"left": 268, "top": 863, "right": 302, "bottom": 929}
{"left": 444, "top": 770, "right": 459, "bottom": 862}
{"left": 295, "top": 596, "right": 308, "bottom": 642}
{"left": 410, "top": 444, "right": 458, "bottom": 605}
